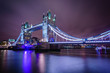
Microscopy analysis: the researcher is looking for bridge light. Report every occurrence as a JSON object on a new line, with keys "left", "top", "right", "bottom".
{"left": 53, "top": 19, "right": 55, "bottom": 21}
{"left": 53, "top": 14, "right": 56, "bottom": 22}
{"left": 49, "top": 25, "right": 82, "bottom": 41}
{"left": 43, "top": 13, "right": 45, "bottom": 19}
{"left": 47, "top": 10, "right": 51, "bottom": 20}
{"left": 31, "top": 24, "right": 33, "bottom": 28}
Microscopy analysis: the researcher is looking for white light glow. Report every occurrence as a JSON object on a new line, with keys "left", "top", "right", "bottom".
{"left": 49, "top": 25, "right": 83, "bottom": 41}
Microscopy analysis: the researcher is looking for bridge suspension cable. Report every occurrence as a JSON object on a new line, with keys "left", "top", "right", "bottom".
{"left": 55, "top": 26, "right": 82, "bottom": 39}
{"left": 49, "top": 25, "right": 83, "bottom": 40}
{"left": 87, "top": 32, "right": 110, "bottom": 40}
{"left": 11, "top": 33, "right": 22, "bottom": 46}
{"left": 49, "top": 25, "right": 83, "bottom": 41}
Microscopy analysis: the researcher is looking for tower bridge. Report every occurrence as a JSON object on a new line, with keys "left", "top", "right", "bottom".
{"left": 11, "top": 10, "right": 110, "bottom": 46}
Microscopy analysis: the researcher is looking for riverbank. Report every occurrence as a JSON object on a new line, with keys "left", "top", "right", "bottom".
{"left": 0, "top": 48, "right": 110, "bottom": 57}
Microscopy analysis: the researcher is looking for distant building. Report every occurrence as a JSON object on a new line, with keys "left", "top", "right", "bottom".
{"left": 0, "top": 40, "right": 8, "bottom": 48}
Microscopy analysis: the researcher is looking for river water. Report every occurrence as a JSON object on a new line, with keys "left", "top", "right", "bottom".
{"left": 0, "top": 50, "right": 110, "bottom": 73}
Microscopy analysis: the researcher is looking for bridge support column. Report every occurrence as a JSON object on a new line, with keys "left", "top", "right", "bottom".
{"left": 20, "top": 22, "right": 32, "bottom": 44}
{"left": 42, "top": 22, "right": 48, "bottom": 42}
{"left": 20, "top": 28, "right": 24, "bottom": 44}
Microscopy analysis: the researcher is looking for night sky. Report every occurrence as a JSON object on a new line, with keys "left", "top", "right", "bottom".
{"left": 0, "top": 0, "right": 110, "bottom": 41}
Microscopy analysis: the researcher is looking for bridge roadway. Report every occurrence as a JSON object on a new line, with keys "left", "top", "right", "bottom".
{"left": 49, "top": 41, "right": 110, "bottom": 44}
{"left": 24, "top": 23, "right": 43, "bottom": 32}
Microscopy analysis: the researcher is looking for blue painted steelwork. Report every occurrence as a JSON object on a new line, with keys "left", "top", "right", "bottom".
{"left": 49, "top": 41, "right": 83, "bottom": 44}
{"left": 12, "top": 33, "right": 22, "bottom": 46}
{"left": 11, "top": 11, "right": 110, "bottom": 46}
{"left": 24, "top": 23, "right": 43, "bottom": 32}
{"left": 49, "top": 25, "right": 83, "bottom": 41}
{"left": 42, "top": 22, "right": 48, "bottom": 42}
{"left": 55, "top": 26, "right": 81, "bottom": 39}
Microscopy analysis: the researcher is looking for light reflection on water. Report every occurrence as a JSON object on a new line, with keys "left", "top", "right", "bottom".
{"left": 0, "top": 50, "right": 110, "bottom": 73}
{"left": 23, "top": 51, "right": 32, "bottom": 73}
{"left": 39, "top": 54, "right": 45, "bottom": 73}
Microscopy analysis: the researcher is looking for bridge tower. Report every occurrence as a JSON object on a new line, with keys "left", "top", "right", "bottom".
{"left": 48, "top": 13, "right": 57, "bottom": 42}
{"left": 21, "top": 22, "right": 32, "bottom": 44}
{"left": 21, "top": 25, "right": 24, "bottom": 44}
{"left": 42, "top": 10, "right": 57, "bottom": 42}
{"left": 42, "top": 12, "right": 48, "bottom": 42}
{"left": 19, "top": 10, "right": 57, "bottom": 44}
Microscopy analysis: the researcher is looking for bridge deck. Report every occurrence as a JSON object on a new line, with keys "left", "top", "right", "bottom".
{"left": 49, "top": 41, "right": 110, "bottom": 44}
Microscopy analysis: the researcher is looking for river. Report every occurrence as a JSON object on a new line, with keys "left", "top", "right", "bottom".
{"left": 0, "top": 50, "right": 110, "bottom": 73}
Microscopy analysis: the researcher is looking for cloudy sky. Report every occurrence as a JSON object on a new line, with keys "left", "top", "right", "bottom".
{"left": 0, "top": 0, "right": 110, "bottom": 41}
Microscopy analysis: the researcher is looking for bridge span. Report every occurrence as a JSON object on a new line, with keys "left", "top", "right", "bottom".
{"left": 10, "top": 10, "right": 110, "bottom": 46}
